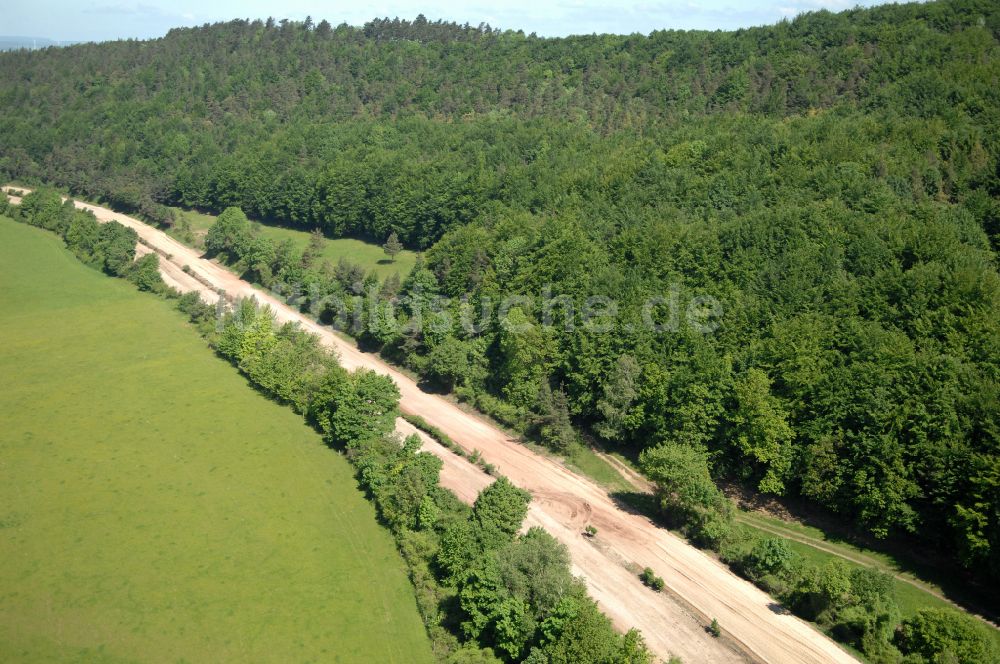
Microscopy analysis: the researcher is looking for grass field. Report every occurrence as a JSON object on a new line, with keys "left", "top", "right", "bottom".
{"left": 0, "top": 217, "right": 433, "bottom": 663}
{"left": 170, "top": 206, "right": 417, "bottom": 281}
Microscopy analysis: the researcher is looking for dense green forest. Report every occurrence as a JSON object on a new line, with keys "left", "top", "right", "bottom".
{"left": 1, "top": 0, "right": 998, "bottom": 603}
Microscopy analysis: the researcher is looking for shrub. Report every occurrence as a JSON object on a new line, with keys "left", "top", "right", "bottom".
{"left": 639, "top": 442, "right": 733, "bottom": 549}
{"left": 204, "top": 206, "right": 253, "bottom": 259}
{"left": 896, "top": 608, "right": 999, "bottom": 664}
{"left": 128, "top": 252, "right": 164, "bottom": 292}
{"left": 639, "top": 567, "right": 665, "bottom": 592}
{"left": 743, "top": 537, "right": 794, "bottom": 581}
{"left": 177, "top": 291, "right": 217, "bottom": 328}
{"left": 709, "top": 618, "right": 721, "bottom": 638}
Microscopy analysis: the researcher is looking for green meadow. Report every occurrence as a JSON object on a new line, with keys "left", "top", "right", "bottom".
{"left": 0, "top": 217, "right": 433, "bottom": 663}
{"left": 170, "top": 206, "right": 417, "bottom": 281}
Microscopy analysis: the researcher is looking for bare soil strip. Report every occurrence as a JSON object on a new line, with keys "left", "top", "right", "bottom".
{"left": 4, "top": 187, "right": 857, "bottom": 664}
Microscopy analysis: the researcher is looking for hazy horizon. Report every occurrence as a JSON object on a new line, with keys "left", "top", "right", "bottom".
{"left": 5, "top": 0, "right": 897, "bottom": 44}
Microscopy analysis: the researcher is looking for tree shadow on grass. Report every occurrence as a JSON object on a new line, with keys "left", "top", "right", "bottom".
{"left": 610, "top": 490, "right": 665, "bottom": 523}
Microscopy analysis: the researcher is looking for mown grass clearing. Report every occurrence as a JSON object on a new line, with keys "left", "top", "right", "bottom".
{"left": 562, "top": 445, "right": 632, "bottom": 493}
{"left": 169, "top": 206, "right": 417, "bottom": 281}
{"left": 0, "top": 217, "right": 433, "bottom": 663}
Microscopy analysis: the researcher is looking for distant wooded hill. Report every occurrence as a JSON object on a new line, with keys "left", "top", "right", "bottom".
{"left": 0, "top": 35, "right": 78, "bottom": 51}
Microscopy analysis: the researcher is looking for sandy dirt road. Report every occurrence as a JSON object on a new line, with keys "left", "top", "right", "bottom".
{"left": 4, "top": 187, "right": 856, "bottom": 664}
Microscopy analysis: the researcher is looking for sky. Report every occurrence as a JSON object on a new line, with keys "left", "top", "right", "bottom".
{"left": 4, "top": 0, "right": 896, "bottom": 43}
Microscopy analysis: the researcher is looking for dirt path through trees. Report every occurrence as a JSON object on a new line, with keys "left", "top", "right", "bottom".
{"left": 4, "top": 187, "right": 857, "bottom": 664}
